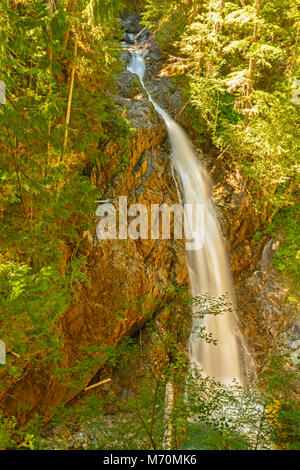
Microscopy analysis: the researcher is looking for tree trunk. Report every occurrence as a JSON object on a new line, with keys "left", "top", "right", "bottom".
{"left": 47, "top": 0, "right": 54, "bottom": 172}
{"left": 245, "top": 0, "right": 262, "bottom": 122}
{"left": 247, "top": 0, "right": 262, "bottom": 97}
{"left": 63, "top": 32, "right": 78, "bottom": 156}
{"left": 164, "top": 367, "right": 175, "bottom": 449}
{"left": 62, "top": 0, "right": 75, "bottom": 51}
{"left": 215, "top": 0, "right": 225, "bottom": 33}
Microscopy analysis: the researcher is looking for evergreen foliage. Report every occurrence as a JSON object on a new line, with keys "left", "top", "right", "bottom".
{"left": 0, "top": 0, "right": 299, "bottom": 451}
{"left": 142, "top": 0, "right": 300, "bottom": 281}
{"left": 24, "top": 288, "right": 300, "bottom": 450}
{"left": 0, "top": 0, "right": 129, "bottom": 393}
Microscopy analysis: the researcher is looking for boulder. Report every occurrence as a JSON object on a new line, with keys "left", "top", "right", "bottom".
{"left": 124, "top": 14, "right": 144, "bottom": 34}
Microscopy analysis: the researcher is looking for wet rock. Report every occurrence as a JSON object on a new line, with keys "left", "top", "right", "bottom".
{"left": 123, "top": 33, "right": 135, "bottom": 45}
{"left": 121, "top": 49, "right": 132, "bottom": 66}
{"left": 230, "top": 241, "right": 252, "bottom": 273}
{"left": 235, "top": 240, "right": 297, "bottom": 369}
{"left": 139, "top": 29, "right": 152, "bottom": 42}
{"left": 116, "top": 70, "right": 139, "bottom": 99}
{"left": 124, "top": 14, "right": 144, "bottom": 34}
{"left": 148, "top": 49, "right": 162, "bottom": 62}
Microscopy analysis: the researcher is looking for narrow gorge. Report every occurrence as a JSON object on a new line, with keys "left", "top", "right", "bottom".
{"left": 127, "top": 36, "right": 246, "bottom": 384}
{"left": 0, "top": 2, "right": 298, "bottom": 452}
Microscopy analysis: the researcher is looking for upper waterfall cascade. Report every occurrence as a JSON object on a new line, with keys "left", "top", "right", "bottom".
{"left": 127, "top": 42, "right": 244, "bottom": 385}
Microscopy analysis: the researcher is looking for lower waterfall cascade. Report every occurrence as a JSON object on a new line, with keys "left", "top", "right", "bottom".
{"left": 126, "top": 38, "right": 245, "bottom": 385}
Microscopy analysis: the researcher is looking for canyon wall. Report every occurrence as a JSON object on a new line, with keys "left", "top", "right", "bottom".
{"left": 0, "top": 24, "right": 296, "bottom": 424}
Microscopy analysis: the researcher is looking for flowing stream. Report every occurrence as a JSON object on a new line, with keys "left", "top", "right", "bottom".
{"left": 127, "top": 42, "right": 244, "bottom": 385}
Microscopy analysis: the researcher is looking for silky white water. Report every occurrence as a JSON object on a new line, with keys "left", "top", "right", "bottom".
{"left": 127, "top": 47, "right": 244, "bottom": 385}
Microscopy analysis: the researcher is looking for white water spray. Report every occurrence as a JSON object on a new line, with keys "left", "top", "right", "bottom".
{"left": 127, "top": 45, "right": 244, "bottom": 385}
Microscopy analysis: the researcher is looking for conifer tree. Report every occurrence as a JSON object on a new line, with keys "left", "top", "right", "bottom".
{"left": 142, "top": 0, "right": 299, "bottom": 276}
{"left": 0, "top": 0, "right": 128, "bottom": 391}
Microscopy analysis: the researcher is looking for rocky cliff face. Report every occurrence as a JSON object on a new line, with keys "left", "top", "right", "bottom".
{"left": 0, "top": 44, "right": 187, "bottom": 423}
{"left": 132, "top": 26, "right": 298, "bottom": 373}
{"left": 1, "top": 18, "right": 297, "bottom": 425}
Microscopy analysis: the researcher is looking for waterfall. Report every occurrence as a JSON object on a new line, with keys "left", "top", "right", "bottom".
{"left": 127, "top": 45, "right": 244, "bottom": 385}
